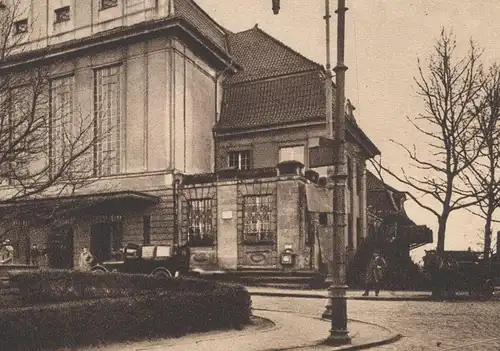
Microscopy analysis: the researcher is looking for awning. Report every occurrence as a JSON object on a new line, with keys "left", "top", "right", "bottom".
{"left": 305, "top": 184, "right": 333, "bottom": 213}
{"left": 0, "top": 191, "right": 160, "bottom": 218}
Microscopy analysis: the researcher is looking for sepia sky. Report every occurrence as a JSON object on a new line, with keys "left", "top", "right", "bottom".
{"left": 198, "top": 0, "right": 500, "bottom": 261}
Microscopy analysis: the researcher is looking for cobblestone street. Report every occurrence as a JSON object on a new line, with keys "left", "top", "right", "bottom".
{"left": 252, "top": 295, "right": 500, "bottom": 350}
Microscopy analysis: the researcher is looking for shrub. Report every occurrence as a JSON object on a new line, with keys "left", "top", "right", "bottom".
{"left": 9, "top": 269, "right": 232, "bottom": 303}
{"left": 0, "top": 288, "right": 252, "bottom": 351}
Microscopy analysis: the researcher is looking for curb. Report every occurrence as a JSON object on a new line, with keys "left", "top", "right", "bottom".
{"left": 249, "top": 291, "right": 431, "bottom": 301}
{"left": 319, "top": 318, "right": 403, "bottom": 351}
{"left": 253, "top": 308, "right": 403, "bottom": 351}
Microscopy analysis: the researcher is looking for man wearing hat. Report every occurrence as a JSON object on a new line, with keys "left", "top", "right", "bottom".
{"left": 362, "top": 251, "right": 387, "bottom": 296}
{"left": 0, "top": 239, "right": 14, "bottom": 264}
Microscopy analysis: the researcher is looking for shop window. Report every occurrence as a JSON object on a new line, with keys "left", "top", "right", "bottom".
{"left": 228, "top": 150, "right": 251, "bottom": 170}
{"left": 187, "top": 198, "right": 215, "bottom": 246}
{"left": 243, "top": 195, "right": 274, "bottom": 244}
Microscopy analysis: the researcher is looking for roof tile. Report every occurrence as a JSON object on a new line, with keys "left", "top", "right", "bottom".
{"left": 226, "top": 26, "right": 321, "bottom": 84}
{"left": 173, "top": 0, "right": 228, "bottom": 52}
{"left": 218, "top": 70, "right": 326, "bottom": 130}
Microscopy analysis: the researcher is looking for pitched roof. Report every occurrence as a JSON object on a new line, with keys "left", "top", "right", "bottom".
{"left": 172, "top": 0, "right": 228, "bottom": 52}
{"left": 218, "top": 70, "right": 326, "bottom": 130}
{"left": 366, "top": 170, "right": 412, "bottom": 218}
{"left": 226, "top": 25, "right": 321, "bottom": 84}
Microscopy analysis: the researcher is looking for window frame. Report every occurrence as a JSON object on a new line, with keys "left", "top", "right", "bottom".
{"left": 242, "top": 194, "right": 274, "bottom": 245}
{"left": 228, "top": 150, "right": 251, "bottom": 170}
{"left": 49, "top": 75, "right": 75, "bottom": 179}
{"left": 100, "top": 0, "right": 118, "bottom": 10}
{"left": 14, "top": 19, "right": 28, "bottom": 34}
{"left": 187, "top": 198, "right": 216, "bottom": 247}
{"left": 92, "top": 64, "right": 123, "bottom": 177}
{"left": 54, "top": 6, "right": 70, "bottom": 23}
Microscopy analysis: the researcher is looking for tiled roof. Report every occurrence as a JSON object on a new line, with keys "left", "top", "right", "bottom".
{"left": 173, "top": 0, "right": 228, "bottom": 52}
{"left": 226, "top": 26, "right": 321, "bottom": 84}
{"left": 218, "top": 70, "right": 326, "bottom": 130}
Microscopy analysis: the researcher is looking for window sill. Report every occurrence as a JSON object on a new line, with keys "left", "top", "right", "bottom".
{"left": 243, "top": 240, "right": 274, "bottom": 246}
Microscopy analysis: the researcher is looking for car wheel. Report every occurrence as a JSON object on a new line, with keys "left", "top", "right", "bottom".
{"left": 152, "top": 269, "right": 172, "bottom": 279}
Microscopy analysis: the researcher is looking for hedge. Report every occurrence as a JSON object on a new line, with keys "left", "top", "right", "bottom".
{"left": 8, "top": 269, "right": 233, "bottom": 303}
{"left": 0, "top": 288, "right": 252, "bottom": 351}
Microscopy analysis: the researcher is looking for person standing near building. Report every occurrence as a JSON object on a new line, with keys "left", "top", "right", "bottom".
{"left": 0, "top": 239, "right": 14, "bottom": 265}
{"left": 362, "top": 251, "right": 387, "bottom": 297}
{"left": 78, "top": 247, "right": 94, "bottom": 272}
{"left": 30, "top": 244, "right": 41, "bottom": 266}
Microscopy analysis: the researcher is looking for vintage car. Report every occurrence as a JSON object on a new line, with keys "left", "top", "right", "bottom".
{"left": 91, "top": 243, "right": 190, "bottom": 278}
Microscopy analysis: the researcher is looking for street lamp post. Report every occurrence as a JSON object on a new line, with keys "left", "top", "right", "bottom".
{"left": 271, "top": 0, "right": 351, "bottom": 345}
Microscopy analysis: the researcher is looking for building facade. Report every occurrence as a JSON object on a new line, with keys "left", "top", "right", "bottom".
{"left": 0, "top": 0, "right": 381, "bottom": 275}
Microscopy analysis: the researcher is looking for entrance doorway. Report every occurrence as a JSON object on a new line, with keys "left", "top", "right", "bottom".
{"left": 47, "top": 225, "right": 74, "bottom": 269}
{"left": 90, "top": 222, "right": 122, "bottom": 263}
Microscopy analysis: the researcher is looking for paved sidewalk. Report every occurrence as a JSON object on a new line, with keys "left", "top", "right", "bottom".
{"left": 246, "top": 287, "right": 500, "bottom": 301}
{"left": 246, "top": 287, "right": 433, "bottom": 301}
{"left": 83, "top": 310, "right": 401, "bottom": 351}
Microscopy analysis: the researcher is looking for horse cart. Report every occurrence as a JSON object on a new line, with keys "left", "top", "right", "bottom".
{"left": 423, "top": 249, "right": 498, "bottom": 299}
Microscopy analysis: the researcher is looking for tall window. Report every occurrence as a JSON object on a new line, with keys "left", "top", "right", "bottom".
{"left": 93, "top": 65, "right": 122, "bottom": 176}
{"left": 243, "top": 195, "right": 273, "bottom": 243}
{"left": 49, "top": 76, "right": 74, "bottom": 177}
{"left": 228, "top": 150, "right": 250, "bottom": 170}
{"left": 187, "top": 199, "right": 215, "bottom": 246}
{"left": 279, "top": 145, "right": 305, "bottom": 165}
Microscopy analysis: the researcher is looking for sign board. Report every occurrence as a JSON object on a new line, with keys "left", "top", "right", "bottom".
{"left": 308, "top": 137, "right": 338, "bottom": 168}
{"left": 309, "top": 146, "right": 335, "bottom": 168}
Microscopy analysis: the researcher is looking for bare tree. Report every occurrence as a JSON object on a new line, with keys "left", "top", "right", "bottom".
{"left": 0, "top": 2, "right": 112, "bottom": 215}
{"left": 462, "top": 64, "right": 500, "bottom": 266}
{"left": 372, "top": 29, "right": 486, "bottom": 254}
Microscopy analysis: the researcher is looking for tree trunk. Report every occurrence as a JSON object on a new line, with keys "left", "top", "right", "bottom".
{"left": 436, "top": 215, "right": 447, "bottom": 254}
{"left": 484, "top": 215, "right": 493, "bottom": 270}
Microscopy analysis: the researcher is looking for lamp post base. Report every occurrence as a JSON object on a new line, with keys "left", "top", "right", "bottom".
{"left": 322, "top": 284, "right": 351, "bottom": 346}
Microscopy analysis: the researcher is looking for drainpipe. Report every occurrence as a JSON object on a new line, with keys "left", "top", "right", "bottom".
{"left": 173, "top": 177, "right": 181, "bottom": 246}
{"left": 213, "top": 61, "right": 233, "bottom": 172}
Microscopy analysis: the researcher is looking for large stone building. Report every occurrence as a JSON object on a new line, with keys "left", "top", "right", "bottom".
{"left": 0, "top": 0, "right": 390, "bottom": 278}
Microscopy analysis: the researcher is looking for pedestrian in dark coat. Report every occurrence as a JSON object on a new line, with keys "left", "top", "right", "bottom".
{"left": 362, "top": 252, "right": 387, "bottom": 296}
{"left": 30, "top": 244, "right": 41, "bottom": 266}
